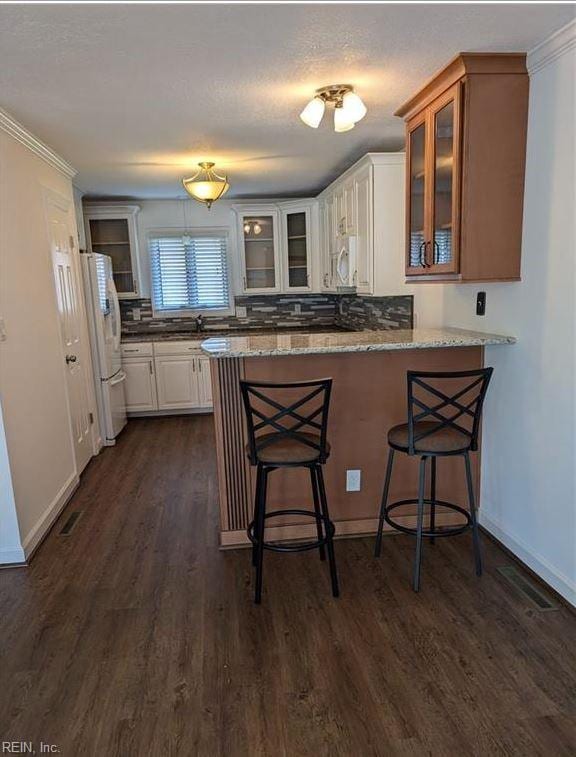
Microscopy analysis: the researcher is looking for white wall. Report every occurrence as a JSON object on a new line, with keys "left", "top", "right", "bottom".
{"left": 428, "top": 25, "right": 575, "bottom": 604}
{"left": 0, "top": 127, "right": 80, "bottom": 558}
{"left": 129, "top": 198, "right": 239, "bottom": 300}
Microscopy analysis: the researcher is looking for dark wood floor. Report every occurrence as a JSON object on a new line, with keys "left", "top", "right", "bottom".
{"left": 1, "top": 416, "right": 574, "bottom": 756}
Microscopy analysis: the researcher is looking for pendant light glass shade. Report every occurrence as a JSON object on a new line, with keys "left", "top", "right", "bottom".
{"left": 299, "top": 96, "right": 325, "bottom": 128}
{"left": 334, "top": 106, "right": 355, "bottom": 133}
{"left": 341, "top": 91, "right": 367, "bottom": 123}
{"left": 182, "top": 162, "right": 230, "bottom": 209}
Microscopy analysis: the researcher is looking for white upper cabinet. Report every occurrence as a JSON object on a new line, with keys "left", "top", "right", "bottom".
{"left": 353, "top": 165, "right": 373, "bottom": 294}
{"left": 84, "top": 204, "right": 142, "bottom": 299}
{"left": 317, "top": 153, "right": 405, "bottom": 296}
{"left": 236, "top": 206, "right": 281, "bottom": 294}
{"left": 235, "top": 201, "right": 315, "bottom": 294}
{"left": 281, "top": 202, "right": 312, "bottom": 292}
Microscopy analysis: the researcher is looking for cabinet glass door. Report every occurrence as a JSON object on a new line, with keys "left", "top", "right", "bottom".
{"left": 430, "top": 85, "right": 460, "bottom": 273}
{"left": 243, "top": 215, "right": 276, "bottom": 290}
{"left": 408, "top": 120, "right": 426, "bottom": 270}
{"left": 89, "top": 218, "right": 134, "bottom": 294}
{"left": 286, "top": 211, "right": 308, "bottom": 288}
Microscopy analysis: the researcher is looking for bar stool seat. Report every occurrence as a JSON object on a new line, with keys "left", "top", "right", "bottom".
{"left": 244, "top": 433, "right": 330, "bottom": 464}
{"left": 388, "top": 421, "right": 470, "bottom": 454}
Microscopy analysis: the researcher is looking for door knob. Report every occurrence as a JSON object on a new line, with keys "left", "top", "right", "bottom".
{"left": 66, "top": 354, "right": 77, "bottom": 364}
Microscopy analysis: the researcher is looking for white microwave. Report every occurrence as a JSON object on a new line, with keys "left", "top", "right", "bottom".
{"left": 331, "top": 234, "right": 357, "bottom": 290}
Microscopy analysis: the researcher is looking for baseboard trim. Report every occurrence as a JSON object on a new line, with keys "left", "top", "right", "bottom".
{"left": 21, "top": 472, "right": 80, "bottom": 561}
{"left": 0, "top": 547, "right": 26, "bottom": 566}
{"left": 127, "top": 408, "right": 213, "bottom": 417}
{"left": 220, "top": 512, "right": 463, "bottom": 549}
{"left": 479, "top": 511, "right": 575, "bottom": 608}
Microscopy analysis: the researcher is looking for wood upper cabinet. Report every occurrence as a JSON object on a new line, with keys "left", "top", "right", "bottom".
{"left": 397, "top": 53, "right": 529, "bottom": 282}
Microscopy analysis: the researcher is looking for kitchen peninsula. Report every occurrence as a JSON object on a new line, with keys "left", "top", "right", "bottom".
{"left": 202, "top": 327, "right": 516, "bottom": 548}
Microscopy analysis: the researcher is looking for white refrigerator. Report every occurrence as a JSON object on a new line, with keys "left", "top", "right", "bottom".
{"left": 81, "top": 253, "right": 127, "bottom": 445}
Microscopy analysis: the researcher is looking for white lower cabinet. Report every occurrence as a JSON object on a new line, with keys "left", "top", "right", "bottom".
{"left": 124, "top": 357, "right": 158, "bottom": 412}
{"left": 198, "top": 357, "right": 213, "bottom": 407}
{"left": 155, "top": 356, "right": 200, "bottom": 410}
{"left": 123, "top": 342, "right": 213, "bottom": 414}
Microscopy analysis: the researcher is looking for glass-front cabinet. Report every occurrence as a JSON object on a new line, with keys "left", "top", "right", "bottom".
{"left": 237, "top": 203, "right": 312, "bottom": 293}
{"left": 84, "top": 205, "right": 142, "bottom": 298}
{"left": 405, "top": 83, "right": 461, "bottom": 276}
{"left": 238, "top": 208, "right": 281, "bottom": 293}
{"left": 281, "top": 203, "right": 311, "bottom": 291}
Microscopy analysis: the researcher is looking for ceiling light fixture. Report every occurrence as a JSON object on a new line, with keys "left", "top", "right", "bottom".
{"left": 300, "top": 85, "right": 367, "bottom": 132}
{"left": 182, "top": 162, "right": 230, "bottom": 209}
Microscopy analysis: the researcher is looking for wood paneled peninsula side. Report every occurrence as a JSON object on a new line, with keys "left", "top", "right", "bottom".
{"left": 202, "top": 328, "right": 516, "bottom": 548}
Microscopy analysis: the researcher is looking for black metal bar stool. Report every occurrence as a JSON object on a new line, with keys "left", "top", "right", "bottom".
{"left": 374, "top": 368, "right": 493, "bottom": 591}
{"left": 240, "top": 378, "right": 339, "bottom": 604}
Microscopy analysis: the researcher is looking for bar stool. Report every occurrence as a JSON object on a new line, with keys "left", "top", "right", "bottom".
{"left": 374, "top": 368, "right": 493, "bottom": 591}
{"left": 240, "top": 378, "right": 339, "bottom": 605}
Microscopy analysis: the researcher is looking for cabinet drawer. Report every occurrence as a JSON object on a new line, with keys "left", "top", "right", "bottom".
{"left": 121, "top": 342, "right": 153, "bottom": 357}
{"left": 153, "top": 340, "right": 204, "bottom": 356}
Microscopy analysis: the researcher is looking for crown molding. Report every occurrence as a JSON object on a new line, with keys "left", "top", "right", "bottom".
{"left": 0, "top": 107, "right": 76, "bottom": 179}
{"left": 528, "top": 18, "right": 576, "bottom": 76}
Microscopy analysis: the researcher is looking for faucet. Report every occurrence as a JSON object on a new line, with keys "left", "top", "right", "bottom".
{"left": 196, "top": 314, "right": 204, "bottom": 333}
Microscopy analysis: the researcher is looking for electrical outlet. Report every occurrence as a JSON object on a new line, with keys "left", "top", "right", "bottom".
{"left": 346, "top": 469, "right": 361, "bottom": 492}
{"left": 294, "top": 302, "right": 301, "bottom": 315}
{"left": 236, "top": 305, "right": 247, "bottom": 318}
{"left": 132, "top": 307, "right": 141, "bottom": 321}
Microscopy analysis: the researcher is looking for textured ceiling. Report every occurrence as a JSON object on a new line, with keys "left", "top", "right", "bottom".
{"left": 0, "top": 3, "right": 573, "bottom": 199}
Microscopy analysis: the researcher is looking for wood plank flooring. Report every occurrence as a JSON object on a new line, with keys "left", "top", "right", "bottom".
{"left": 0, "top": 416, "right": 574, "bottom": 756}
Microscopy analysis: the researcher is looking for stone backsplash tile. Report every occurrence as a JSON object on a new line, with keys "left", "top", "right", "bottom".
{"left": 120, "top": 293, "right": 412, "bottom": 335}
{"left": 336, "top": 294, "right": 413, "bottom": 330}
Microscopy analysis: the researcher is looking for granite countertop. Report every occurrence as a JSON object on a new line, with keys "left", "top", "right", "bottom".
{"left": 200, "top": 327, "right": 516, "bottom": 358}
{"left": 121, "top": 326, "right": 357, "bottom": 343}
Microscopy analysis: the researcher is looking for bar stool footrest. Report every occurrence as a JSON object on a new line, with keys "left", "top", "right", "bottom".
{"left": 384, "top": 498, "right": 471, "bottom": 537}
{"left": 248, "top": 508, "right": 335, "bottom": 553}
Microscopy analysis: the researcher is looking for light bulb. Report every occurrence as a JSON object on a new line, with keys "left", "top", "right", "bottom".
{"left": 244, "top": 223, "right": 251, "bottom": 234}
{"left": 253, "top": 223, "right": 262, "bottom": 235}
{"left": 300, "top": 96, "right": 325, "bottom": 129}
{"left": 334, "top": 106, "right": 355, "bottom": 133}
{"left": 342, "top": 91, "right": 367, "bottom": 123}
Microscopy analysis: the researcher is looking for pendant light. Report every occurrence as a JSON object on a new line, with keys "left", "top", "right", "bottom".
{"left": 182, "top": 162, "right": 230, "bottom": 209}
{"left": 300, "top": 85, "right": 367, "bottom": 132}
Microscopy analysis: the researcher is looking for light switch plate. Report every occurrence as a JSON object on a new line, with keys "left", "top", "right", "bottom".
{"left": 0, "top": 317, "right": 6, "bottom": 342}
{"left": 346, "top": 469, "right": 361, "bottom": 492}
{"left": 132, "top": 307, "right": 141, "bottom": 321}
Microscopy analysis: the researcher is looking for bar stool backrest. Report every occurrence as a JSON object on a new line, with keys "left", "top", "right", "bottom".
{"left": 240, "top": 378, "right": 333, "bottom": 465}
{"left": 407, "top": 368, "right": 493, "bottom": 455}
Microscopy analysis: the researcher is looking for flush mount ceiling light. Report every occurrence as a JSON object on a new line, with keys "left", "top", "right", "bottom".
{"left": 182, "top": 162, "right": 230, "bottom": 209}
{"left": 300, "top": 84, "right": 367, "bottom": 132}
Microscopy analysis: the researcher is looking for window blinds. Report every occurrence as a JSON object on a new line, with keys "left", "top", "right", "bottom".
{"left": 149, "top": 232, "right": 229, "bottom": 311}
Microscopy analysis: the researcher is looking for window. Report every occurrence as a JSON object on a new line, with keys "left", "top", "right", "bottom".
{"left": 149, "top": 231, "right": 230, "bottom": 313}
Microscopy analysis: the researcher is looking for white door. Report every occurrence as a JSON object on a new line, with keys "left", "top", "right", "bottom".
{"left": 198, "top": 357, "right": 213, "bottom": 407}
{"left": 155, "top": 356, "right": 200, "bottom": 410}
{"left": 124, "top": 358, "right": 158, "bottom": 412}
{"left": 344, "top": 181, "right": 356, "bottom": 234}
{"left": 354, "top": 168, "right": 373, "bottom": 294}
{"left": 47, "top": 195, "right": 93, "bottom": 474}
